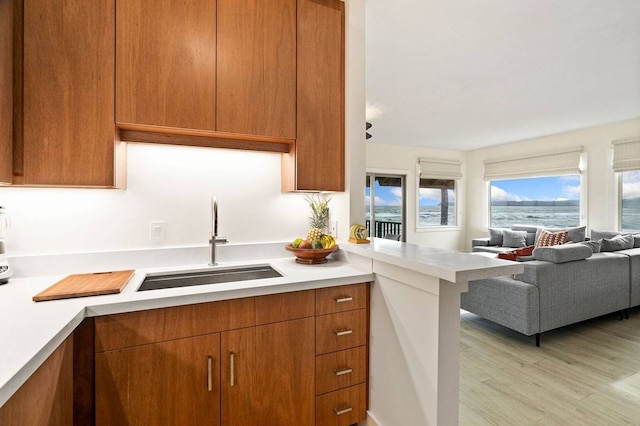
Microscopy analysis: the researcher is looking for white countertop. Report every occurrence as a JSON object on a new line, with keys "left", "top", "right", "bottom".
{"left": 0, "top": 239, "right": 522, "bottom": 408}
{"left": 341, "top": 238, "right": 524, "bottom": 283}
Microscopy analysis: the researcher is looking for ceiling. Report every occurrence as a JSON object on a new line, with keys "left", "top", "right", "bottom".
{"left": 365, "top": 0, "right": 640, "bottom": 151}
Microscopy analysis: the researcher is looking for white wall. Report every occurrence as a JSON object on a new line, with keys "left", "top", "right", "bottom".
{"left": 366, "top": 142, "right": 466, "bottom": 250}
{"left": 465, "top": 117, "right": 640, "bottom": 251}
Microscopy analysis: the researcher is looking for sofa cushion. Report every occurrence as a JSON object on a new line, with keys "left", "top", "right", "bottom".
{"left": 511, "top": 225, "right": 538, "bottom": 246}
{"left": 578, "top": 240, "right": 601, "bottom": 253}
{"left": 600, "top": 234, "right": 634, "bottom": 252}
{"left": 502, "top": 230, "right": 527, "bottom": 248}
{"left": 535, "top": 229, "right": 569, "bottom": 247}
{"left": 591, "top": 229, "right": 621, "bottom": 240}
{"left": 532, "top": 244, "right": 593, "bottom": 264}
{"left": 634, "top": 234, "right": 640, "bottom": 248}
{"left": 488, "top": 228, "right": 506, "bottom": 246}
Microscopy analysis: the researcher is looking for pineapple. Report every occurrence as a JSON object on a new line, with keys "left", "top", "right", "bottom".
{"left": 305, "top": 194, "right": 330, "bottom": 241}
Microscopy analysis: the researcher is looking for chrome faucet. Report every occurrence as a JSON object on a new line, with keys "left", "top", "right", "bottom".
{"left": 209, "top": 197, "right": 228, "bottom": 265}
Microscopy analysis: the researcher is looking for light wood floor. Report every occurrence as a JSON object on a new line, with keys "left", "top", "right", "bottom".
{"left": 460, "top": 308, "right": 640, "bottom": 425}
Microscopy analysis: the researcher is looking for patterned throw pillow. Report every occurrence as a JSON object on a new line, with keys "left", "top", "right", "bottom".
{"left": 535, "top": 229, "right": 569, "bottom": 247}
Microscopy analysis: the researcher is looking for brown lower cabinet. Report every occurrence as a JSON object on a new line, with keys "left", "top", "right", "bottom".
{"left": 0, "top": 335, "right": 73, "bottom": 426}
{"left": 1, "top": 284, "right": 368, "bottom": 425}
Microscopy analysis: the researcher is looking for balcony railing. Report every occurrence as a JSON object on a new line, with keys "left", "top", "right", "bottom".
{"left": 365, "top": 220, "right": 402, "bottom": 240}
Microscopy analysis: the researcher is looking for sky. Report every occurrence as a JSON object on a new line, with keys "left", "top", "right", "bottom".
{"left": 622, "top": 171, "right": 640, "bottom": 199}
{"left": 491, "top": 175, "right": 580, "bottom": 202}
{"left": 365, "top": 180, "right": 455, "bottom": 206}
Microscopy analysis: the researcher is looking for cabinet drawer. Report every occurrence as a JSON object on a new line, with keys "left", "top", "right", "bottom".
{"left": 315, "top": 383, "right": 366, "bottom": 426}
{"left": 95, "top": 297, "right": 255, "bottom": 352}
{"left": 316, "top": 346, "right": 366, "bottom": 395}
{"left": 316, "top": 309, "right": 367, "bottom": 355}
{"left": 316, "top": 283, "right": 367, "bottom": 315}
{"left": 255, "top": 290, "right": 315, "bottom": 325}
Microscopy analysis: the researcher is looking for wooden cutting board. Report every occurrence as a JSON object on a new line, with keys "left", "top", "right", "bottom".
{"left": 33, "top": 270, "right": 136, "bottom": 302}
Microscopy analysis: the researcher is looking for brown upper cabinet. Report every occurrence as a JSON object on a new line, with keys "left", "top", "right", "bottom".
{"left": 12, "top": 0, "right": 122, "bottom": 187}
{"left": 0, "top": 0, "right": 12, "bottom": 184}
{"left": 116, "top": 0, "right": 217, "bottom": 131}
{"left": 283, "top": 0, "right": 345, "bottom": 192}
{"left": 3, "top": 0, "right": 344, "bottom": 190}
{"left": 217, "top": 0, "right": 297, "bottom": 139}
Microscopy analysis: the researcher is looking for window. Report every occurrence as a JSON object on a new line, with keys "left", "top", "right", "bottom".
{"left": 417, "top": 159, "right": 462, "bottom": 228}
{"left": 365, "top": 174, "right": 406, "bottom": 240}
{"left": 620, "top": 171, "right": 640, "bottom": 233}
{"left": 613, "top": 137, "right": 640, "bottom": 233}
{"left": 490, "top": 176, "right": 581, "bottom": 228}
{"left": 418, "top": 178, "right": 456, "bottom": 226}
{"left": 484, "top": 147, "right": 583, "bottom": 228}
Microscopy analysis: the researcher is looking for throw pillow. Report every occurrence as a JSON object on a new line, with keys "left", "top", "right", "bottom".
{"left": 578, "top": 240, "right": 601, "bottom": 253}
{"left": 532, "top": 244, "right": 593, "bottom": 263}
{"left": 599, "top": 234, "right": 634, "bottom": 252}
{"left": 535, "top": 229, "right": 569, "bottom": 247}
{"left": 502, "top": 230, "right": 527, "bottom": 248}
{"left": 633, "top": 234, "right": 640, "bottom": 248}
{"left": 534, "top": 226, "right": 586, "bottom": 244}
{"left": 488, "top": 228, "right": 505, "bottom": 246}
{"left": 590, "top": 230, "right": 621, "bottom": 241}
{"left": 497, "top": 245, "right": 534, "bottom": 261}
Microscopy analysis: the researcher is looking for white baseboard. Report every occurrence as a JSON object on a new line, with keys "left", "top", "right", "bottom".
{"left": 360, "top": 411, "right": 381, "bottom": 426}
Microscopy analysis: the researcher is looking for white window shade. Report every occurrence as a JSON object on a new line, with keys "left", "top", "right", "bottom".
{"left": 613, "top": 137, "right": 640, "bottom": 173}
{"left": 418, "top": 159, "right": 462, "bottom": 179}
{"left": 483, "top": 147, "right": 583, "bottom": 181}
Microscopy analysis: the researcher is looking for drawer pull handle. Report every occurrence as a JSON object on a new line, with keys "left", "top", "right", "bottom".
{"left": 334, "top": 328, "right": 353, "bottom": 337}
{"left": 334, "top": 406, "right": 353, "bottom": 416}
{"left": 335, "top": 296, "right": 353, "bottom": 303}
{"left": 207, "top": 356, "right": 213, "bottom": 392}
{"left": 230, "top": 352, "right": 235, "bottom": 387}
{"left": 334, "top": 367, "right": 353, "bottom": 376}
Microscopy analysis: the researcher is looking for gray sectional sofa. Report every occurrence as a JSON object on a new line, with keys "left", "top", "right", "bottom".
{"left": 463, "top": 226, "right": 640, "bottom": 346}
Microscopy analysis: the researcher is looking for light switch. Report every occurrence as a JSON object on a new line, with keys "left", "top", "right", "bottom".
{"left": 150, "top": 221, "right": 166, "bottom": 243}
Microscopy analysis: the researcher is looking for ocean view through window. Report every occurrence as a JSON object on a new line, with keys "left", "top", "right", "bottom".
{"left": 418, "top": 178, "right": 456, "bottom": 226}
{"left": 365, "top": 174, "right": 405, "bottom": 240}
{"left": 621, "top": 171, "right": 640, "bottom": 233}
{"left": 490, "top": 175, "right": 581, "bottom": 228}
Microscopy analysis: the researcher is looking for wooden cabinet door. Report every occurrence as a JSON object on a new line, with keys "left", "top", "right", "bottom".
{"left": 290, "top": 0, "right": 345, "bottom": 192}
{"left": 0, "top": 336, "right": 73, "bottom": 426}
{"left": 221, "top": 318, "right": 315, "bottom": 426}
{"left": 0, "top": 0, "right": 11, "bottom": 184}
{"left": 116, "top": 0, "right": 216, "bottom": 131}
{"left": 217, "top": 0, "right": 296, "bottom": 139}
{"left": 21, "top": 0, "right": 115, "bottom": 186}
{"left": 96, "top": 333, "right": 220, "bottom": 426}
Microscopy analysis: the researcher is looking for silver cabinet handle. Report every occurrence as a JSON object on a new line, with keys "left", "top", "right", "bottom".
{"left": 230, "top": 352, "right": 235, "bottom": 387}
{"left": 207, "top": 356, "right": 213, "bottom": 392}
{"left": 333, "top": 367, "right": 353, "bottom": 376}
{"left": 334, "top": 406, "right": 353, "bottom": 416}
{"left": 335, "top": 296, "right": 353, "bottom": 303}
{"left": 334, "top": 328, "right": 353, "bottom": 336}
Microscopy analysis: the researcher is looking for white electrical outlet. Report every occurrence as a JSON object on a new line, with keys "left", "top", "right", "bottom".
{"left": 150, "top": 221, "right": 166, "bottom": 243}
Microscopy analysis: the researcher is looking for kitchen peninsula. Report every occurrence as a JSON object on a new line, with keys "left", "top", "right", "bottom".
{"left": 0, "top": 240, "right": 522, "bottom": 425}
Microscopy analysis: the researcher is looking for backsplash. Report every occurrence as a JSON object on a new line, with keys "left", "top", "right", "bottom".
{"left": 0, "top": 143, "right": 338, "bottom": 256}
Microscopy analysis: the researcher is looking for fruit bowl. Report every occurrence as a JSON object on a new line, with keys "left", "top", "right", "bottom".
{"left": 285, "top": 244, "right": 339, "bottom": 265}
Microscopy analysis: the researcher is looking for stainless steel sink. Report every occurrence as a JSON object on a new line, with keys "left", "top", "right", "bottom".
{"left": 138, "top": 265, "right": 282, "bottom": 292}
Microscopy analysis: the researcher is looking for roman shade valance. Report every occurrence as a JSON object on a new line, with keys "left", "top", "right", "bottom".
{"left": 612, "top": 137, "right": 640, "bottom": 173}
{"left": 483, "top": 147, "right": 583, "bottom": 181}
{"left": 418, "top": 159, "right": 462, "bottom": 180}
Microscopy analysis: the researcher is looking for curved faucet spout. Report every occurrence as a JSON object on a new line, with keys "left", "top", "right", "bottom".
{"left": 209, "top": 197, "right": 228, "bottom": 265}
